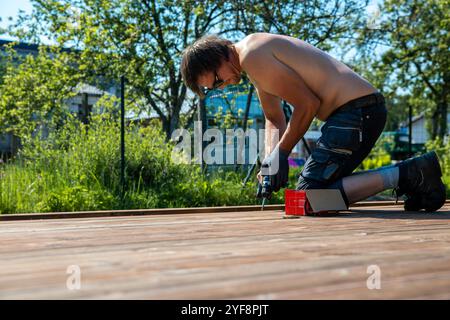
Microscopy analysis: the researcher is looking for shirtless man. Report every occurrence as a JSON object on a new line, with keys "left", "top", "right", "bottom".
{"left": 181, "top": 33, "right": 446, "bottom": 212}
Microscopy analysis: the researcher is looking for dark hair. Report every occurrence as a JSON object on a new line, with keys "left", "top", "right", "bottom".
{"left": 181, "top": 34, "right": 232, "bottom": 97}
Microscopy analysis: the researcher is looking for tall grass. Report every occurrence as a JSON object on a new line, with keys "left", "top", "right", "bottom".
{"left": 0, "top": 112, "right": 296, "bottom": 214}
{"left": 426, "top": 136, "right": 450, "bottom": 198}
{"left": 1, "top": 109, "right": 447, "bottom": 214}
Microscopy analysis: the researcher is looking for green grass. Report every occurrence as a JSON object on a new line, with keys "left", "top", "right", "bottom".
{"left": 1, "top": 111, "right": 447, "bottom": 214}
{"left": 0, "top": 113, "right": 301, "bottom": 214}
{"left": 426, "top": 137, "right": 450, "bottom": 198}
{"left": 0, "top": 157, "right": 296, "bottom": 214}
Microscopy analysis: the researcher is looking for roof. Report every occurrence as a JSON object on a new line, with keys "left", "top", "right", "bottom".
{"left": 401, "top": 112, "right": 450, "bottom": 128}
{"left": 0, "top": 39, "right": 40, "bottom": 52}
{"left": 0, "top": 39, "right": 75, "bottom": 54}
{"left": 74, "top": 83, "right": 109, "bottom": 96}
{"left": 412, "top": 113, "right": 425, "bottom": 123}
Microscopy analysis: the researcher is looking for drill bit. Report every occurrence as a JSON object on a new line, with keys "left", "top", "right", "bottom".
{"left": 260, "top": 175, "right": 271, "bottom": 211}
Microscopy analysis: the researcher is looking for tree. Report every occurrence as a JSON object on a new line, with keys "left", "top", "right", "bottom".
{"left": 228, "top": 0, "right": 369, "bottom": 51}
{"left": 216, "top": 0, "right": 369, "bottom": 130}
{"left": 6, "top": 0, "right": 373, "bottom": 140}
{"left": 0, "top": 46, "right": 81, "bottom": 139}
{"left": 9, "top": 0, "right": 234, "bottom": 139}
{"left": 355, "top": 0, "right": 449, "bottom": 139}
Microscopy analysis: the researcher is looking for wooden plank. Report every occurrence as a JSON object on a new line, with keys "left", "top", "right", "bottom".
{"left": 0, "top": 204, "right": 449, "bottom": 299}
{"left": 2, "top": 200, "right": 448, "bottom": 221}
{"left": 0, "top": 204, "right": 285, "bottom": 221}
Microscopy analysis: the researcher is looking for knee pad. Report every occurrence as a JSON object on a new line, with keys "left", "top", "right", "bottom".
{"left": 328, "top": 179, "right": 350, "bottom": 207}
{"left": 297, "top": 172, "right": 350, "bottom": 208}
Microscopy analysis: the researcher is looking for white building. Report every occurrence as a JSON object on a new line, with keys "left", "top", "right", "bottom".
{"left": 401, "top": 113, "right": 450, "bottom": 144}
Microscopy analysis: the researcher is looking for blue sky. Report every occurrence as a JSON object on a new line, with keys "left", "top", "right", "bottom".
{"left": 0, "top": 0, "right": 33, "bottom": 40}
{"left": 0, "top": 0, "right": 385, "bottom": 61}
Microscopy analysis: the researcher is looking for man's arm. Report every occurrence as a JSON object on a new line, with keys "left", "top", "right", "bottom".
{"left": 255, "top": 88, "right": 286, "bottom": 157}
{"left": 243, "top": 50, "right": 321, "bottom": 153}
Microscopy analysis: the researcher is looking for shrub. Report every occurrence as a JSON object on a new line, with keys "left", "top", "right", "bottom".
{"left": 1, "top": 109, "right": 300, "bottom": 214}
{"left": 426, "top": 136, "right": 450, "bottom": 198}
{"left": 360, "top": 135, "right": 393, "bottom": 170}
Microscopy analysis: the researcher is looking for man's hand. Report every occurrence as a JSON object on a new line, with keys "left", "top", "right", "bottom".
{"left": 260, "top": 145, "right": 290, "bottom": 193}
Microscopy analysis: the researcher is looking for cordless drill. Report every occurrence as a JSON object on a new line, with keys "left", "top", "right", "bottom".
{"left": 258, "top": 175, "right": 272, "bottom": 210}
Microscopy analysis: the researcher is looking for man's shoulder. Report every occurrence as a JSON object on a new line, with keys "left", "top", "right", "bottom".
{"left": 240, "top": 32, "right": 277, "bottom": 49}
{"left": 240, "top": 33, "right": 296, "bottom": 60}
{"left": 243, "top": 32, "right": 269, "bottom": 41}
{"left": 239, "top": 33, "right": 275, "bottom": 64}
{"left": 238, "top": 34, "right": 280, "bottom": 89}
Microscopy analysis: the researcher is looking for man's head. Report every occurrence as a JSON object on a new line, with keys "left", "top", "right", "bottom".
{"left": 181, "top": 34, "right": 242, "bottom": 98}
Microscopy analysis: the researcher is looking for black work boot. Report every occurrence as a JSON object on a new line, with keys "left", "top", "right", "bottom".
{"left": 394, "top": 151, "right": 446, "bottom": 212}
{"left": 403, "top": 184, "right": 447, "bottom": 212}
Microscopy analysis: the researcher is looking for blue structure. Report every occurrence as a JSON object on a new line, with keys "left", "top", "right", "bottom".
{"left": 204, "top": 84, "right": 264, "bottom": 129}
{"left": 199, "top": 84, "right": 263, "bottom": 166}
{"left": 202, "top": 83, "right": 319, "bottom": 164}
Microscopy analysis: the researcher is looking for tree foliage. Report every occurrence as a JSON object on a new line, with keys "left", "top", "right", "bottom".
{"left": 209, "top": 0, "right": 369, "bottom": 129}
{"left": 0, "top": 46, "right": 81, "bottom": 139}
{"left": 230, "top": 0, "right": 369, "bottom": 51}
{"left": 8, "top": 0, "right": 236, "bottom": 139}
{"left": 3, "top": 0, "right": 372, "bottom": 138}
{"left": 355, "top": 0, "right": 449, "bottom": 138}
{"left": 4, "top": 0, "right": 444, "bottom": 141}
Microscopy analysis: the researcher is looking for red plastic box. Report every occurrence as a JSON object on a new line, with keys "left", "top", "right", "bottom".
{"left": 284, "top": 189, "right": 313, "bottom": 216}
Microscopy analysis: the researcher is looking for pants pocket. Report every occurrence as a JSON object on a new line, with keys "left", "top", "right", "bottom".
{"left": 322, "top": 125, "right": 362, "bottom": 152}
{"left": 320, "top": 107, "right": 363, "bottom": 153}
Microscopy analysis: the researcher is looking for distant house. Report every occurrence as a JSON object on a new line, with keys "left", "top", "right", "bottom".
{"left": 0, "top": 39, "right": 323, "bottom": 163}
{"left": 68, "top": 83, "right": 112, "bottom": 124}
{"left": 0, "top": 39, "right": 119, "bottom": 159}
{"left": 0, "top": 82, "right": 114, "bottom": 159}
{"left": 0, "top": 39, "right": 75, "bottom": 62}
{"left": 0, "top": 39, "right": 41, "bottom": 58}
{"left": 399, "top": 113, "right": 450, "bottom": 144}
{"left": 0, "top": 133, "right": 20, "bottom": 160}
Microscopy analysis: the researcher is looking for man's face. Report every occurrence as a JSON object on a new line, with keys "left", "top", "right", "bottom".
{"left": 197, "top": 59, "right": 241, "bottom": 93}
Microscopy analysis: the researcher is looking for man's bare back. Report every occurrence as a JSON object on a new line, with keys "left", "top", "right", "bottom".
{"left": 183, "top": 32, "right": 379, "bottom": 155}
{"left": 234, "top": 33, "right": 377, "bottom": 121}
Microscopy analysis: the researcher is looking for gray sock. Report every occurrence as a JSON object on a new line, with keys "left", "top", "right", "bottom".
{"left": 376, "top": 166, "right": 400, "bottom": 189}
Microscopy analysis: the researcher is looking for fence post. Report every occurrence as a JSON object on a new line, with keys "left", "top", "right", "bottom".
{"left": 408, "top": 104, "right": 412, "bottom": 158}
{"left": 120, "top": 75, "right": 126, "bottom": 199}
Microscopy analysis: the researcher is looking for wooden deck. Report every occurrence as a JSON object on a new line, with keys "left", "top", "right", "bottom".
{"left": 1, "top": 202, "right": 450, "bottom": 299}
